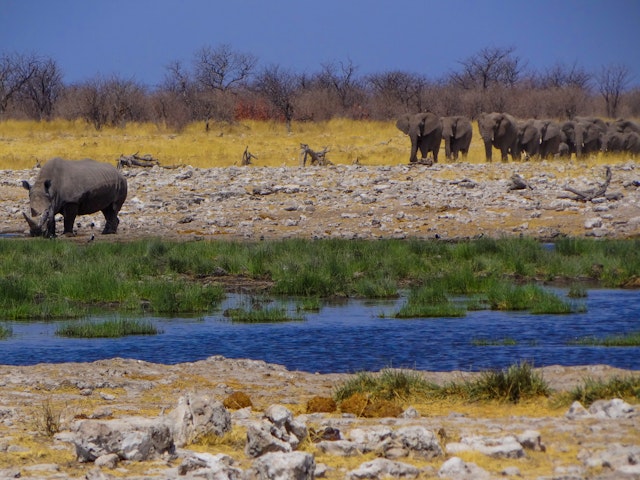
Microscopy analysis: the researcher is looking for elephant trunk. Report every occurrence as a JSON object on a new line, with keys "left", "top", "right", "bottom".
{"left": 483, "top": 139, "right": 493, "bottom": 162}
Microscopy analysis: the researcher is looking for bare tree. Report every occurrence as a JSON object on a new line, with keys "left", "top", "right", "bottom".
{"left": 0, "top": 52, "right": 38, "bottom": 115}
{"left": 538, "top": 62, "right": 591, "bottom": 89}
{"left": 253, "top": 65, "right": 297, "bottom": 132}
{"left": 450, "top": 46, "right": 526, "bottom": 90}
{"left": 595, "top": 63, "right": 632, "bottom": 118}
{"left": 318, "top": 59, "right": 362, "bottom": 113}
{"left": 366, "top": 71, "right": 428, "bottom": 117}
{"left": 193, "top": 44, "right": 257, "bottom": 92}
{"left": 19, "top": 57, "right": 63, "bottom": 119}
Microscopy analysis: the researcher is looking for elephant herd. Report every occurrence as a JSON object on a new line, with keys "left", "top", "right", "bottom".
{"left": 397, "top": 112, "right": 640, "bottom": 163}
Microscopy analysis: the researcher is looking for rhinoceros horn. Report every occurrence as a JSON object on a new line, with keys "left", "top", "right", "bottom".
{"left": 22, "top": 209, "right": 49, "bottom": 237}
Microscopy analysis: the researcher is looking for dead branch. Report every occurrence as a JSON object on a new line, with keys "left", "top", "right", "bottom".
{"left": 241, "top": 146, "right": 257, "bottom": 166}
{"left": 117, "top": 153, "right": 185, "bottom": 170}
{"left": 563, "top": 166, "right": 614, "bottom": 202}
{"left": 117, "top": 153, "right": 160, "bottom": 169}
{"left": 299, "top": 143, "right": 333, "bottom": 167}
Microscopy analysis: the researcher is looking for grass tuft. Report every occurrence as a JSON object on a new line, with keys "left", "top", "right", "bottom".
{"left": 56, "top": 318, "right": 160, "bottom": 338}
{"left": 0, "top": 324, "right": 12, "bottom": 339}
{"left": 566, "top": 376, "right": 640, "bottom": 407}
{"left": 568, "top": 331, "right": 640, "bottom": 347}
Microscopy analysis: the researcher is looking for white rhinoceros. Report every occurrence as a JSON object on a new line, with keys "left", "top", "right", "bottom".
{"left": 22, "top": 157, "right": 128, "bottom": 237}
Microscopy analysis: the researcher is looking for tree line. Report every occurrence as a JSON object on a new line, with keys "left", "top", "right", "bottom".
{"left": 1, "top": 45, "right": 638, "bottom": 131}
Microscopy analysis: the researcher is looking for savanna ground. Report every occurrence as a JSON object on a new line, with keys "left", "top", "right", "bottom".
{"left": 0, "top": 119, "right": 639, "bottom": 479}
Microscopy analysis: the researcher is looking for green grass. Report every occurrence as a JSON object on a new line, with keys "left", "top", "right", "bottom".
{"left": 334, "top": 369, "right": 438, "bottom": 402}
{"left": 394, "top": 284, "right": 466, "bottom": 318}
{"left": 0, "top": 237, "right": 638, "bottom": 320}
{"left": 0, "top": 324, "right": 12, "bottom": 339}
{"left": 436, "top": 361, "right": 551, "bottom": 403}
{"left": 568, "top": 331, "right": 640, "bottom": 347}
{"left": 55, "top": 318, "right": 160, "bottom": 338}
{"left": 223, "top": 305, "right": 303, "bottom": 323}
{"left": 334, "top": 361, "right": 550, "bottom": 404}
{"left": 566, "top": 376, "right": 640, "bottom": 407}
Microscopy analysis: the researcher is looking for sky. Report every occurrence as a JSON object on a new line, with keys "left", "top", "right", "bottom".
{"left": 1, "top": 0, "right": 639, "bottom": 88}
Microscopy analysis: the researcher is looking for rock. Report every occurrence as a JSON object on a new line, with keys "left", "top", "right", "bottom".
{"left": 70, "top": 416, "right": 174, "bottom": 462}
{"left": 588, "top": 398, "right": 635, "bottom": 419}
{"left": 394, "top": 426, "right": 444, "bottom": 459}
{"left": 245, "top": 451, "right": 315, "bottom": 480}
{"left": 565, "top": 400, "right": 591, "bottom": 419}
{"left": 438, "top": 456, "right": 490, "bottom": 479}
{"left": 446, "top": 434, "right": 525, "bottom": 459}
{"left": 177, "top": 452, "right": 242, "bottom": 478}
{"left": 517, "top": 429, "right": 545, "bottom": 452}
{"left": 245, "top": 421, "right": 294, "bottom": 458}
{"left": 348, "top": 458, "right": 420, "bottom": 479}
{"left": 584, "top": 217, "right": 603, "bottom": 229}
{"left": 315, "top": 439, "right": 363, "bottom": 457}
{"left": 166, "top": 392, "right": 232, "bottom": 447}
{"left": 94, "top": 453, "right": 119, "bottom": 469}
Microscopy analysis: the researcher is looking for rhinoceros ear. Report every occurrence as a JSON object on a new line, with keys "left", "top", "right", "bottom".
{"left": 21, "top": 180, "right": 31, "bottom": 191}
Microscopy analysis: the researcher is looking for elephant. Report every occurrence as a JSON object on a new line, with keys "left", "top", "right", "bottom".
{"left": 612, "top": 118, "right": 640, "bottom": 134}
{"left": 441, "top": 115, "right": 472, "bottom": 161}
{"left": 22, "top": 157, "right": 128, "bottom": 237}
{"left": 477, "top": 112, "right": 518, "bottom": 162}
{"left": 601, "top": 127, "right": 625, "bottom": 153}
{"left": 396, "top": 112, "right": 443, "bottom": 164}
{"left": 537, "top": 120, "right": 564, "bottom": 159}
{"left": 623, "top": 131, "right": 640, "bottom": 156}
{"left": 514, "top": 119, "right": 541, "bottom": 160}
{"left": 561, "top": 119, "right": 604, "bottom": 158}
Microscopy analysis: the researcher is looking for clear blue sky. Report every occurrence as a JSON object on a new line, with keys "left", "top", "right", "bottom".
{"left": 1, "top": 0, "right": 639, "bottom": 88}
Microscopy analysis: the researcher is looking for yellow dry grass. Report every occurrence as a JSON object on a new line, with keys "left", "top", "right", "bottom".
{"left": 1, "top": 119, "right": 628, "bottom": 170}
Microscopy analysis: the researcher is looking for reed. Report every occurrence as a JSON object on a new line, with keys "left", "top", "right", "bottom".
{"left": 56, "top": 318, "right": 160, "bottom": 338}
{"left": 333, "top": 369, "right": 438, "bottom": 403}
{"left": 568, "top": 331, "right": 640, "bottom": 347}
{"left": 223, "top": 305, "right": 303, "bottom": 323}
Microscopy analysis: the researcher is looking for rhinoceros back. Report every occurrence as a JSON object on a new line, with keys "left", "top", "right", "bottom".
{"left": 39, "top": 158, "right": 127, "bottom": 215}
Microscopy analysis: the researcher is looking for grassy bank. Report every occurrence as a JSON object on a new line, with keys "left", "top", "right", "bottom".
{"left": 0, "top": 237, "right": 638, "bottom": 321}
{"left": 0, "top": 119, "right": 628, "bottom": 170}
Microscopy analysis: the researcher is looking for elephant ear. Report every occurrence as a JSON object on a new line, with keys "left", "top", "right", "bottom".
{"left": 396, "top": 114, "right": 411, "bottom": 135}
{"left": 420, "top": 112, "right": 441, "bottom": 135}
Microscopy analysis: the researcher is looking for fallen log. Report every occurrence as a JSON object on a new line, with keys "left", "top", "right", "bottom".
{"left": 562, "top": 166, "right": 620, "bottom": 202}
{"left": 117, "top": 153, "right": 160, "bottom": 169}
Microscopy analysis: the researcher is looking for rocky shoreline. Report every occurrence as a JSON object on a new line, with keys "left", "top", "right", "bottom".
{"left": 0, "top": 358, "right": 638, "bottom": 479}
{"left": 2, "top": 160, "right": 640, "bottom": 240}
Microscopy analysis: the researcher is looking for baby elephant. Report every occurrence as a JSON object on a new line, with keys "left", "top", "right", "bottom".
{"left": 22, "top": 157, "right": 128, "bottom": 237}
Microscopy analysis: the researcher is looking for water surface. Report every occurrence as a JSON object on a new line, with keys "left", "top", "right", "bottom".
{"left": 2, "top": 289, "right": 639, "bottom": 373}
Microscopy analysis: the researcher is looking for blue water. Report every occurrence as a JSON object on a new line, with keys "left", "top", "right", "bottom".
{"left": 1, "top": 289, "right": 639, "bottom": 373}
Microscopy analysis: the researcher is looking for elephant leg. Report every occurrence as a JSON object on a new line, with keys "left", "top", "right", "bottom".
{"left": 102, "top": 206, "right": 120, "bottom": 234}
{"left": 409, "top": 137, "right": 419, "bottom": 163}
{"left": 500, "top": 146, "right": 510, "bottom": 162}
{"left": 62, "top": 204, "right": 78, "bottom": 236}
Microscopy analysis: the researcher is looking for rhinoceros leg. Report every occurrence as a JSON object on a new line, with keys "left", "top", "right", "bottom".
{"left": 61, "top": 204, "right": 78, "bottom": 235}
{"left": 102, "top": 207, "right": 120, "bottom": 234}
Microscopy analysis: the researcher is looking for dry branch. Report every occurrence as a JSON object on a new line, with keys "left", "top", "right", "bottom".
{"left": 241, "top": 146, "right": 257, "bottom": 166}
{"left": 299, "top": 144, "right": 333, "bottom": 167}
{"left": 117, "top": 153, "right": 160, "bottom": 169}
{"left": 563, "top": 166, "right": 616, "bottom": 202}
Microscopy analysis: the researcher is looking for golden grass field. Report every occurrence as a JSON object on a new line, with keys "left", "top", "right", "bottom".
{"left": 0, "top": 118, "right": 624, "bottom": 170}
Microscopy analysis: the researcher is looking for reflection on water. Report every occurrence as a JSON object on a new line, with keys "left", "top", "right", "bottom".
{"left": 1, "top": 289, "right": 639, "bottom": 373}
